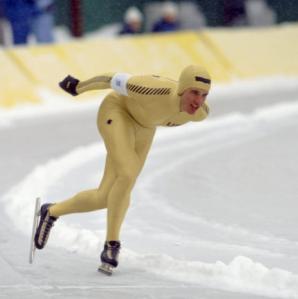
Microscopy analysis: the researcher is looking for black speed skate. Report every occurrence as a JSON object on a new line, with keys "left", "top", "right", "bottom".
{"left": 98, "top": 241, "right": 121, "bottom": 276}
{"left": 34, "top": 203, "right": 58, "bottom": 249}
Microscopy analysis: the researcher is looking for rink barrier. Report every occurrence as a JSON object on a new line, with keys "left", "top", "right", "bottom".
{"left": 7, "top": 32, "right": 231, "bottom": 90}
{"left": 1, "top": 23, "right": 298, "bottom": 108}
{"left": 0, "top": 49, "right": 39, "bottom": 107}
{"left": 202, "top": 23, "right": 298, "bottom": 78}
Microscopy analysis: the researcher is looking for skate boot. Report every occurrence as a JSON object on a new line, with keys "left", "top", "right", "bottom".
{"left": 34, "top": 204, "right": 58, "bottom": 249}
{"left": 98, "top": 241, "right": 121, "bottom": 275}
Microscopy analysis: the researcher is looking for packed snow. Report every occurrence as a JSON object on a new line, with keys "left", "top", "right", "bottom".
{"left": 0, "top": 77, "right": 298, "bottom": 299}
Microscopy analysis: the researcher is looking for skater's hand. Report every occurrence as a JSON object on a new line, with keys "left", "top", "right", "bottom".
{"left": 59, "top": 75, "right": 80, "bottom": 96}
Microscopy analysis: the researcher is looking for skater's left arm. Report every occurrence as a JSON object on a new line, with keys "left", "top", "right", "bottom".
{"left": 59, "top": 73, "right": 115, "bottom": 96}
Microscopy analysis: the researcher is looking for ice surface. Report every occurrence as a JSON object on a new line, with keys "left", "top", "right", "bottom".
{"left": 1, "top": 77, "right": 298, "bottom": 298}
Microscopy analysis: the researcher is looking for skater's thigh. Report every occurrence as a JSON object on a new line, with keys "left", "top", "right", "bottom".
{"left": 135, "top": 126, "right": 156, "bottom": 167}
{"left": 99, "top": 110, "right": 141, "bottom": 177}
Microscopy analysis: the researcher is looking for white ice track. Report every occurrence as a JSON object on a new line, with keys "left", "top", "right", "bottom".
{"left": 2, "top": 78, "right": 298, "bottom": 298}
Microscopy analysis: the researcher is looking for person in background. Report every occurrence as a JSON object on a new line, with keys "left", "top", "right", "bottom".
{"left": 119, "top": 6, "right": 143, "bottom": 35}
{"left": 0, "top": 0, "right": 5, "bottom": 44}
{"left": 223, "top": 0, "right": 247, "bottom": 26}
{"left": 32, "top": 0, "right": 55, "bottom": 43}
{"left": 152, "top": 1, "right": 180, "bottom": 33}
{"left": 2, "top": 0, "right": 35, "bottom": 44}
{"left": 3, "top": 0, "right": 54, "bottom": 45}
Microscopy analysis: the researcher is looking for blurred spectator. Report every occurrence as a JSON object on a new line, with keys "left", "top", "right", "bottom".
{"left": 119, "top": 6, "right": 143, "bottom": 35}
{"left": 223, "top": 0, "right": 247, "bottom": 26}
{"left": 32, "top": 0, "right": 55, "bottom": 43}
{"left": 245, "top": 0, "right": 276, "bottom": 26}
{"left": 3, "top": 0, "right": 35, "bottom": 44}
{"left": 179, "top": 1, "right": 206, "bottom": 30}
{"left": 0, "top": 0, "right": 3, "bottom": 17}
{"left": 0, "top": 0, "right": 5, "bottom": 44}
{"left": 3, "top": 0, "right": 54, "bottom": 45}
{"left": 152, "top": 1, "right": 180, "bottom": 33}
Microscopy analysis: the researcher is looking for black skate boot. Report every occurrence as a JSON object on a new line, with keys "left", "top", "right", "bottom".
{"left": 98, "top": 241, "right": 121, "bottom": 275}
{"left": 34, "top": 204, "right": 58, "bottom": 249}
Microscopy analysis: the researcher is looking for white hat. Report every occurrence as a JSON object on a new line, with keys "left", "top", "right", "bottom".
{"left": 124, "top": 6, "right": 143, "bottom": 23}
{"left": 162, "top": 1, "right": 178, "bottom": 17}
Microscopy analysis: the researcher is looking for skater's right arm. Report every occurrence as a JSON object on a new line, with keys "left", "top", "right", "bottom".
{"left": 59, "top": 73, "right": 115, "bottom": 96}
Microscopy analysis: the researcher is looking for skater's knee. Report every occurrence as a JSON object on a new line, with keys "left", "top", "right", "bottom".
{"left": 117, "top": 168, "right": 139, "bottom": 186}
{"left": 94, "top": 189, "right": 108, "bottom": 207}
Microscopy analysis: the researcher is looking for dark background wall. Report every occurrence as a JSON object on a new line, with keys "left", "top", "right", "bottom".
{"left": 54, "top": 0, "right": 298, "bottom": 34}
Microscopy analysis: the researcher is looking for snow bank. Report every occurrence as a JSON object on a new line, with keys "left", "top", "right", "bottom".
{"left": 0, "top": 87, "right": 102, "bottom": 127}
{"left": 209, "top": 76, "right": 298, "bottom": 101}
{"left": 2, "top": 143, "right": 105, "bottom": 232}
{"left": 123, "top": 253, "right": 298, "bottom": 298}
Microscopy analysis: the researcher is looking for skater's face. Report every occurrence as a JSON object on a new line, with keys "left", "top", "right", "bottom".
{"left": 180, "top": 88, "right": 208, "bottom": 115}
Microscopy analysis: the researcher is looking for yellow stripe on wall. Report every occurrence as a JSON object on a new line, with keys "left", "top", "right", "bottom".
{"left": 0, "top": 49, "right": 39, "bottom": 107}
{"left": 203, "top": 24, "right": 298, "bottom": 78}
{"left": 1, "top": 24, "right": 298, "bottom": 108}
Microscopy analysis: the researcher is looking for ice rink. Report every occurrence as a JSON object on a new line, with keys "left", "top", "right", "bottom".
{"left": 1, "top": 78, "right": 298, "bottom": 298}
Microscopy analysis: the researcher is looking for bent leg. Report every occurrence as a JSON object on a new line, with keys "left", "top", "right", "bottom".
{"left": 99, "top": 110, "right": 143, "bottom": 241}
{"left": 99, "top": 111, "right": 156, "bottom": 241}
{"left": 108, "top": 125, "right": 156, "bottom": 231}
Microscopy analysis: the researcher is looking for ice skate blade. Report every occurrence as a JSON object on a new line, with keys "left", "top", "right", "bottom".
{"left": 98, "top": 263, "right": 114, "bottom": 276}
{"left": 29, "top": 197, "right": 41, "bottom": 264}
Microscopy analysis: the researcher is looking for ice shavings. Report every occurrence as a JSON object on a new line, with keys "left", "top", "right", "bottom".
{"left": 123, "top": 253, "right": 298, "bottom": 298}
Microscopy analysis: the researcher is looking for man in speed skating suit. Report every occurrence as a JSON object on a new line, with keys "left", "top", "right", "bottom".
{"left": 34, "top": 64, "right": 211, "bottom": 274}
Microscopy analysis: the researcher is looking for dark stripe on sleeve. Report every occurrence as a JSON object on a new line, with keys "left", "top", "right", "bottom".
{"left": 139, "top": 87, "right": 148, "bottom": 94}
{"left": 131, "top": 85, "right": 138, "bottom": 92}
{"left": 130, "top": 85, "right": 137, "bottom": 92}
{"left": 128, "top": 84, "right": 171, "bottom": 96}
{"left": 148, "top": 88, "right": 156, "bottom": 95}
{"left": 159, "top": 88, "right": 165, "bottom": 95}
{"left": 135, "top": 86, "right": 144, "bottom": 93}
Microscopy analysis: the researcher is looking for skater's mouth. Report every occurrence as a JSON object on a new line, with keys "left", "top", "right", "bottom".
{"left": 190, "top": 103, "right": 198, "bottom": 113}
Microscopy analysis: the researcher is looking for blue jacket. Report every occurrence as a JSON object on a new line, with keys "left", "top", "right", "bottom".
{"left": 152, "top": 19, "right": 179, "bottom": 33}
{"left": 119, "top": 23, "right": 140, "bottom": 35}
{"left": 0, "top": 0, "right": 5, "bottom": 18}
{"left": 3, "top": 0, "right": 54, "bottom": 20}
{"left": 3, "top": 0, "right": 35, "bottom": 21}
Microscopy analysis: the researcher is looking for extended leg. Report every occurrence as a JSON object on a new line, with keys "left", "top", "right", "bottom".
{"left": 49, "top": 154, "right": 116, "bottom": 217}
